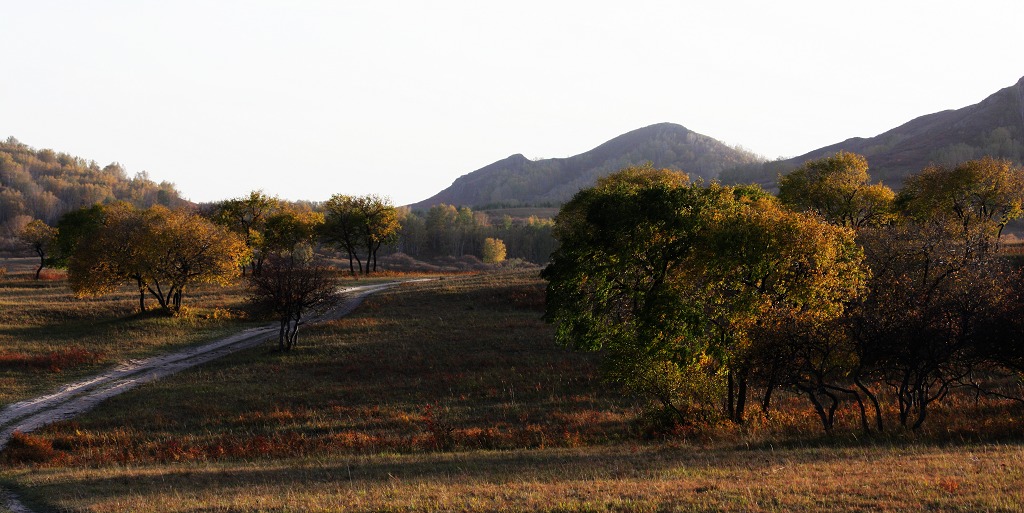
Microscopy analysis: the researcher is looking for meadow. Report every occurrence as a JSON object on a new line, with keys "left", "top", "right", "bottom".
{"left": 0, "top": 258, "right": 262, "bottom": 405}
{"left": 0, "top": 267, "right": 1022, "bottom": 512}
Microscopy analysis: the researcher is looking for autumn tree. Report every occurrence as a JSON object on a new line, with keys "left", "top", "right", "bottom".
{"left": 260, "top": 207, "right": 323, "bottom": 257}
{"left": 66, "top": 203, "right": 152, "bottom": 310}
{"left": 543, "top": 165, "right": 868, "bottom": 427}
{"left": 778, "top": 151, "right": 895, "bottom": 228}
{"left": 320, "top": 194, "right": 366, "bottom": 274}
{"left": 696, "top": 197, "right": 867, "bottom": 427}
{"left": 482, "top": 237, "right": 507, "bottom": 263}
{"left": 359, "top": 194, "right": 400, "bottom": 273}
{"left": 17, "top": 219, "right": 57, "bottom": 279}
{"left": 846, "top": 158, "right": 1024, "bottom": 430}
{"left": 320, "top": 194, "right": 399, "bottom": 274}
{"left": 68, "top": 204, "right": 248, "bottom": 313}
{"left": 247, "top": 251, "right": 341, "bottom": 351}
{"left": 896, "top": 157, "right": 1024, "bottom": 249}
{"left": 211, "top": 190, "right": 281, "bottom": 275}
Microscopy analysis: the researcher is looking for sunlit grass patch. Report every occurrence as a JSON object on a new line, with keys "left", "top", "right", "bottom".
{"left": 0, "top": 265, "right": 258, "bottom": 404}
{"left": 4, "top": 443, "right": 1024, "bottom": 512}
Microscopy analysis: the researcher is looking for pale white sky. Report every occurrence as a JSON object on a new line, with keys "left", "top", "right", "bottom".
{"left": 1, "top": 1, "right": 1021, "bottom": 206}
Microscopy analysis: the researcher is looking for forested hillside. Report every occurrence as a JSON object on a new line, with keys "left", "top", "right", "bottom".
{"left": 0, "top": 137, "right": 185, "bottom": 238}
{"left": 411, "top": 123, "right": 763, "bottom": 209}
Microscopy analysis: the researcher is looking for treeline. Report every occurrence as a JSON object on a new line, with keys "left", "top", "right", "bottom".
{"left": 20, "top": 191, "right": 559, "bottom": 313}
{"left": 544, "top": 155, "right": 1024, "bottom": 433}
{"left": 392, "top": 204, "right": 556, "bottom": 264}
{"left": 0, "top": 138, "right": 185, "bottom": 238}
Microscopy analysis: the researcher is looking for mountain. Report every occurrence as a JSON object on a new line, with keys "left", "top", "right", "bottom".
{"left": 722, "top": 76, "right": 1024, "bottom": 188}
{"left": 410, "top": 123, "right": 763, "bottom": 210}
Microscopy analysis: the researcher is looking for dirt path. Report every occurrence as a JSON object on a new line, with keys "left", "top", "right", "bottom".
{"left": 0, "top": 281, "right": 410, "bottom": 513}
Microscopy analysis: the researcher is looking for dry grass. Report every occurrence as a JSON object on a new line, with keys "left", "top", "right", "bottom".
{"left": 0, "top": 257, "right": 258, "bottom": 405}
{"left": 13, "top": 272, "right": 632, "bottom": 467}
{"left": 3, "top": 443, "right": 1023, "bottom": 512}
{"left": 2, "top": 267, "right": 1024, "bottom": 512}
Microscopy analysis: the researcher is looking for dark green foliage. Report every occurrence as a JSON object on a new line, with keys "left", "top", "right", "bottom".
{"left": 543, "top": 166, "right": 868, "bottom": 426}
{"left": 391, "top": 204, "right": 556, "bottom": 264}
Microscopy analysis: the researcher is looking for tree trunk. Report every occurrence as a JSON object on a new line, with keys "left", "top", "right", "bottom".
{"left": 726, "top": 369, "right": 735, "bottom": 421}
{"left": 136, "top": 276, "right": 147, "bottom": 312}
{"left": 278, "top": 317, "right": 288, "bottom": 351}
{"left": 855, "top": 376, "right": 884, "bottom": 432}
{"left": 761, "top": 381, "right": 776, "bottom": 416}
{"left": 735, "top": 368, "right": 749, "bottom": 424}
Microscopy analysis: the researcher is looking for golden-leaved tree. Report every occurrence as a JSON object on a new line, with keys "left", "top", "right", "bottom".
{"left": 68, "top": 203, "right": 248, "bottom": 313}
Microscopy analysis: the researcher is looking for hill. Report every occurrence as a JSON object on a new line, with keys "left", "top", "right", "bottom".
{"left": 0, "top": 137, "right": 187, "bottom": 237}
{"left": 722, "top": 75, "right": 1024, "bottom": 187}
{"left": 410, "top": 123, "right": 763, "bottom": 210}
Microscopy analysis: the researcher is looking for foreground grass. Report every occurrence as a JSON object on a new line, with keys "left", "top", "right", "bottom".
{"left": 5, "top": 441, "right": 1024, "bottom": 512}
{"left": 2, "top": 269, "right": 1024, "bottom": 512}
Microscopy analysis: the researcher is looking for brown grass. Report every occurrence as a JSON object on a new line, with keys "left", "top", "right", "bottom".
{"left": 4, "top": 443, "right": 1023, "bottom": 512}
{"left": 2, "top": 269, "right": 1024, "bottom": 512}
{"left": 0, "top": 257, "right": 258, "bottom": 405}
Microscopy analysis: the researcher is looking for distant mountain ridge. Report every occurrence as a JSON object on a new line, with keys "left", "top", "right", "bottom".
{"left": 418, "top": 77, "right": 1024, "bottom": 209}
{"left": 410, "top": 123, "right": 763, "bottom": 210}
{"left": 722, "top": 76, "right": 1024, "bottom": 187}
{"left": 789, "top": 76, "right": 1024, "bottom": 183}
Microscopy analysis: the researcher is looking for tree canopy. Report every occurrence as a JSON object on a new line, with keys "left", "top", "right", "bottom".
{"left": 0, "top": 137, "right": 184, "bottom": 238}
{"left": 547, "top": 155, "right": 1024, "bottom": 434}
{"left": 67, "top": 203, "right": 248, "bottom": 313}
{"left": 543, "top": 166, "right": 868, "bottom": 424}
{"left": 320, "top": 194, "right": 399, "bottom": 274}
{"left": 777, "top": 151, "right": 894, "bottom": 228}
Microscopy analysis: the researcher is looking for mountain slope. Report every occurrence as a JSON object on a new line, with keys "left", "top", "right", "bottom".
{"left": 722, "top": 76, "right": 1024, "bottom": 187}
{"left": 411, "top": 123, "right": 763, "bottom": 209}
{"left": 0, "top": 138, "right": 187, "bottom": 237}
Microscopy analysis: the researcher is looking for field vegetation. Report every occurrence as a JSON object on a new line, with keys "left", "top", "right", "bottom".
{"left": 1, "top": 271, "right": 1023, "bottom": 512}
{"left": 1, "top": 149, "right": 1024, "bottom": 511}
{"left": 0, "top": 258, "right": 258, "bottom": 405}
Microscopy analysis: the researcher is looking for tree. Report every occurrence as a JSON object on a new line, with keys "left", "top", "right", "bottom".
{"left": 693, "top": 195, "right": 867, "bottom": 424}
{"left": 51, "top": 204, "right": 106, "bottom": 268}
{"left": 359, "top": 194, "right": 400, "bottom": 273}
{"left": 543, "top": 167, "right": 728, "bottom": 421}
{"left": 211, "top": 191, "right": 281, "bottom": 275}
{"left": 260, "top": 207, "right": 323, "bottom": 257}
{"left": 778, "top": 151, "right": 895, "bottom": 228}
{"left": 543, "top": 165, "right": 868, "bottom": 426}
{"left": 67, "top": 203, "right": 153, "bottom": 311}
{"left": 68, "top": 204, "right": 249, "bottom": 313}
{"left": 248, "top": 251, "right": 341, "bottom": 351}
{"left": 482, "top": 237, "right": 506, "bottom": 263}
{"left": 896, "top": 157, "right": 1024, "bottom": 250}
{"left": 320, "top": 194, "right": 399, "bottom": 274}
{"left": 17, "top": 219, "right": 57, "bottom": 279}
{"left": 320, "top": 194, "right": 366, "bottom": 275}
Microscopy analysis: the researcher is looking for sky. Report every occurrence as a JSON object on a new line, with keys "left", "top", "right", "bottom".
{"left": 1, "top": 0, "right": 1022, "bottom": 206}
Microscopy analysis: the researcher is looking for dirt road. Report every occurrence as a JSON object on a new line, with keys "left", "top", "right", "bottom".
{"left": 0, "top": 281, "right": 407, "bottom": 512}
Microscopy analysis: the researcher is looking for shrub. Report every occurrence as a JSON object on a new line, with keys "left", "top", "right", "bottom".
{"left": 2, "top": 432, "right": 67, "bottom": 465}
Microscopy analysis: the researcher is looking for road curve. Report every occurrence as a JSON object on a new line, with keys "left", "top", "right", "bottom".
{"left": 0, "top": 280, "right": 412, "bottom": 512}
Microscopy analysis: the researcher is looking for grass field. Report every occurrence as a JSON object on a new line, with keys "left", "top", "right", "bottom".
{"left": 1, "top": 267, "right": 1023, "bottom": 512}
{"left": 0, "top": 257, "right": 265, "bottom": 406}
